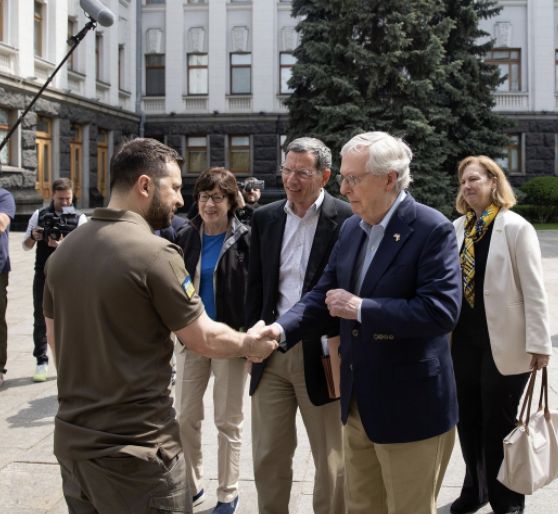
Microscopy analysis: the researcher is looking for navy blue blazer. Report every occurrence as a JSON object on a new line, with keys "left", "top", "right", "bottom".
{"left": 277, "top": 193, "right": 462, "bottom": 444}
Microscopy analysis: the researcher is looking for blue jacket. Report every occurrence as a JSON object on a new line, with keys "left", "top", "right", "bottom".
{"left": 277, "top": 193, "right": 461, "bottom": 444}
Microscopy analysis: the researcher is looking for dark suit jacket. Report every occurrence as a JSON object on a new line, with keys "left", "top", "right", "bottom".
{"left": 277, "top": 194, "right": 461, "bottom": 443}
{"left": 245, "top": 191, "right": 353, "bottom": 406}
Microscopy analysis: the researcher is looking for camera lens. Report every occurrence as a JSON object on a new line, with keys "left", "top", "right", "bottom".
{"left": 49, "top": 227, "right": 62, "bottom": 241}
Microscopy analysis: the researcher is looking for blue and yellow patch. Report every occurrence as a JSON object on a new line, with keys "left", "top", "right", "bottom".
{"left": 182, "top": 276, "right": 195, "bottom": 299}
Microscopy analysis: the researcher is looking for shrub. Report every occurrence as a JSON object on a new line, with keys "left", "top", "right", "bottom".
{"left": 519, "top": 177, "right": 558, "bottom": 223}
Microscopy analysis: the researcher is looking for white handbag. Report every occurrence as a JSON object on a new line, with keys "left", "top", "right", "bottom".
{"left": 497, "top": 368, "right": 558, "bottom": 495}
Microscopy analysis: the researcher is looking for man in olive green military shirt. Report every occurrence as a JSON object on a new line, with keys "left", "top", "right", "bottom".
{"left": 43, "top": 138, "right": 276, "bottom": 514}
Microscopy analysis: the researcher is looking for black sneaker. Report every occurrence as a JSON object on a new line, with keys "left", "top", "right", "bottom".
{"left": 450, "top": 497, "right": 489, "bottom": 514}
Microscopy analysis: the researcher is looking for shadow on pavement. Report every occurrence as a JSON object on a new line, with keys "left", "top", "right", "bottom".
{"left": 0, "top": 376, "right": 56, "bottom": 390}
{"left": 5, "top": 395, "right": 58, "bottom": 427}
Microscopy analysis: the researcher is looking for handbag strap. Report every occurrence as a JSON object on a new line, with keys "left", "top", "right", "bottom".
{"left": 541, "top": 367, "right": 551, "bottom": 420}
{"left": 519, "top": 369, "right": 538, "bottom": 427}
{"left": 522, "top": 368, "right": 552, "bottom": 430}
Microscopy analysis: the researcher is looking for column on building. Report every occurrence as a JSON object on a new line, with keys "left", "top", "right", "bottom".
{"left": 208, "top": 0, "right": 227, "bottom": 114}
{"left": 252, "top": 0, "right": 276, "bottom": 113}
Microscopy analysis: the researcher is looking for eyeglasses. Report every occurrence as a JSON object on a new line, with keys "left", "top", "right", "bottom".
{"left": 336, "top": 172, "right": 375, "bottom": 189}
{"left": 199, "top": 193, "right": 225, "bottom": 203}
{"left": 280, "top": 165, "right": 319, "bottom": 180}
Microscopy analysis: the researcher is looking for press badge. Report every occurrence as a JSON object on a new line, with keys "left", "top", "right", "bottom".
{"left": 182, "top": 276, "right": 195, "bottom": 299}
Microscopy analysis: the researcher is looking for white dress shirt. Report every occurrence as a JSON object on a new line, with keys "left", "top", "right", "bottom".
{"left": 276, "top": 189, "right": 325, "bottom": 318}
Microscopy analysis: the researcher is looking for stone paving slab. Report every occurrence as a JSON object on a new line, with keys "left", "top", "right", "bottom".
{"left": 1, "top": 230, "right": 557, "bottom": 513}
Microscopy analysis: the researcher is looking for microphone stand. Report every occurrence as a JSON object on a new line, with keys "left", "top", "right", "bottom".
{"left": 0, "top": 18, "right": 97, "bottom": 155}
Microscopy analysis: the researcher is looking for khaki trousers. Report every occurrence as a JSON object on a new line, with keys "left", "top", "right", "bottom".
{"left": 344, "top": 396, "right": 455, "bottom": 514}
{"left": 174, "top": 346, "right": 248, "bottom": 503}
{"left": 252, "top": 343, "right": 345, "bottom": 514}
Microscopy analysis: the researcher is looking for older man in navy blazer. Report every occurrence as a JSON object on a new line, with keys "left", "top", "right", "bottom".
{"left": 256, "top": 132, "right": 462, "bottom": 514}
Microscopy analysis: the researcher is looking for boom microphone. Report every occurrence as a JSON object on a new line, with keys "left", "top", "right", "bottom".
{"left": 80, "top": 0, "right": 115, "bottom": 27}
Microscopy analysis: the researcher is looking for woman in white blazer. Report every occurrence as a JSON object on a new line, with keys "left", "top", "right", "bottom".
{"left": 450, "top": 156, "right": 552, "bottom": 514}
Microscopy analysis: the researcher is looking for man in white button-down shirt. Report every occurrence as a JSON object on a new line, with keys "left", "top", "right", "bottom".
{"left": 246, "top": 137, "right": 353, "bottom": 514}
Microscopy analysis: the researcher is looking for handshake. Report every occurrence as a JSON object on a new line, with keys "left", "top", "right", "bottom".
{"left": 244, "top": 321, "right": 282, "bottom": 363}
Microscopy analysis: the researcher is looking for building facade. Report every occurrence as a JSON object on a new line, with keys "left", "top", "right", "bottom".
{"left": 479, "top": 0, "right": 558, "bottom": 185}
{"left": 1, "top": 0, "right": 557, "bottom": 225}
{"left": 0, "top": 0, "right": 139, "bottom": 228}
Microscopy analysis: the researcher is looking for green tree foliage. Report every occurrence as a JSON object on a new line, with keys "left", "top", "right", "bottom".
{"left": 520, "top": 177, "right": 558, "bottom": 223}
{"left": 285, "top": 0, "right": 508, "bottom": 217}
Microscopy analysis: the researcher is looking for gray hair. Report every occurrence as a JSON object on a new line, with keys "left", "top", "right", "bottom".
{"left": 340, "top": 132, "right": 413, "bottom": 192}
{"left": 286, "top": 137, "right": 332, "bottom": 172}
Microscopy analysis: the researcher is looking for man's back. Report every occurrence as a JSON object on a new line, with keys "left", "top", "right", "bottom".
{"left": 44, "top": 208, "right": 204, "bottom": 461}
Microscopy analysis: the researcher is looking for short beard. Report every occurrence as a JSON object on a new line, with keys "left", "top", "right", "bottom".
{"left": 146, "top": 187, "right": 172, "bottom": 231}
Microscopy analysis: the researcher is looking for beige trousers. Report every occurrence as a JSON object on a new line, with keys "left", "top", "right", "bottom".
{"left": 344, "top": 396, "right": 455, "bottom": 514}
{"left": 174, "top": 345, "right": 248, "bottom": 503}
{"left": 251, "top": 343, "right": 346, "bottom": 514}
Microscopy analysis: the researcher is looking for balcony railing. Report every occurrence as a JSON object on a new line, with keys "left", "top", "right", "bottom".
{"left": 143, "top": 97, "right": 165, "bottom": 113}
{"left": 0, "top": 43, "right": 16, "bottom": 75}
{"left": 183, "top": 96, "right": 209, "bottom": 113}
{"left": 67, "top": 70, "right": 85, "bottom": 95}
{"left": 226, "top": 96, "right": 252, "bottom": 112}
{"left": 119, "top": 89, "right": 132, "bottom": 111}
{"left": 493, "top": 92, "right": 529, "bottom": 111}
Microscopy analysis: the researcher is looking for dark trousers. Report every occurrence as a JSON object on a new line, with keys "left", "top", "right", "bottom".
{"left": 33, "top": 270, "right": 48, "bottom": 365}
{"left": 57, "top": 452, "right": 192, "bottom": 514}
{"left": 0, "top": 272, "right": 8, "bottom": 373}
{"left": 452, "top": 335, "right": 530, "bottom": 514}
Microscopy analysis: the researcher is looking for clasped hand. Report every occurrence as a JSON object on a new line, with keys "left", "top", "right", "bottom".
{"left": 245, "top": 320, "right": 279, "bottom": 363}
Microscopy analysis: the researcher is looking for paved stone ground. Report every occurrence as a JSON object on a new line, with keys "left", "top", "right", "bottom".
{"left": 1, "top": 230, "right": 557, "bottom": 514}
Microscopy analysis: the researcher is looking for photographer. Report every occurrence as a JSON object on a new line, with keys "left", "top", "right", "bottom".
{"left": 23, "top": 178, "right": 87, "bottom": 382}
{"left": 235, "top": 177, "right": 263, "bottom": 227}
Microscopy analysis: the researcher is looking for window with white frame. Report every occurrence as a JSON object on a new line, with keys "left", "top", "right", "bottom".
{"left": 0, "top": 108, "right": 11, "bottom": 165}
{"left": 187, "top": 54, "right": 208, "bottom": 95}
{"left": 186, "top": 137, "right": 208, "bottom": 173}
{"left": 280, "top": 53, "right": 296, "bottom": 94}
{"left": 0, "top": 0, "right": 5, "bottom": 43}
{"left": 34, "top": 1, "right": 44, "bottom": 57}
{"left": 119, "top": 45, "right": 125, "bottom": 90}
{"left": 231, "top": 54, "right": 251, "bottom": 95}
{"left": 279, "top": 135, "right": 287, "bottom": 165}
{"left": 68, "top": 19, "right": 77, "bottom": 71}
{"left": 229, "top": 136, "right": 250, "bottom": 173}
{"left": 95, "top": 34, "right": 104, "bottom": 81}
{"left": 496, "top": 134, "right": 521, "bottom": 174}
{"left": 486, "top": 49, "right": 520, "bottom": 92}
{"left": 146, "top": 54, "right": 165, "bottom": 96}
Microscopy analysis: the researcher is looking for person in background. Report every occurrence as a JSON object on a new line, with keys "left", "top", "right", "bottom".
{"left": 22, "top": 178, "right": 86, "bottom": 382}
{"left": 175, "top": 167, "right": 250, "bottom": 514}
{"left": 0, "top": 184, "right": 15, "bottom": 387}
{"left": 450, "top": 156, "right": 552, "bottom": 514}
{"left": 235, "top": 177, "right": 262, "bottom": 226}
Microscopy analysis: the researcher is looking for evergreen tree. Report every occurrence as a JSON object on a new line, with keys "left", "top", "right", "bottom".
{"left": 285, "top": 0, "right": 508, "bottom": 216}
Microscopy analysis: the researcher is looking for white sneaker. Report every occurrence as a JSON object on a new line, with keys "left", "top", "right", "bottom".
{"left": 0, "top": 371, "right": 4, "bottom": 387}
{"left": 33, "top": 364, "right": 48, "bottom": 382}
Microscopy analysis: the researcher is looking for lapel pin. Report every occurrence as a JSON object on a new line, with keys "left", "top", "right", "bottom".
{"left": 393, "top": 233, "right": 401, "bottom": 242}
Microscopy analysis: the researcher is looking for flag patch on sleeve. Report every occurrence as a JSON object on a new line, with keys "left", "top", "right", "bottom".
{"left": 182, "top": 276, "right": 195, "bottom": 299}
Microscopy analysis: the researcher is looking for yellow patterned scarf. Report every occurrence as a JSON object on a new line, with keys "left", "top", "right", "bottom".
{"left": 460, "top": 204, "right": 500, "bottom": 308}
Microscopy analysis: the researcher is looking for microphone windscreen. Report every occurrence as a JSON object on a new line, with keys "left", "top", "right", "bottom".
{"left": 80, "top": 0, "right": 115, "bottom": 27}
